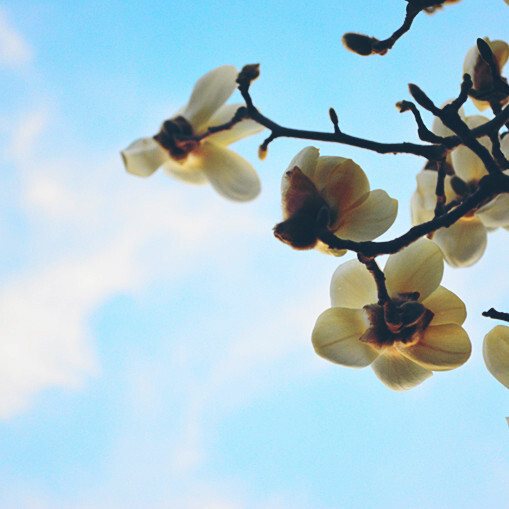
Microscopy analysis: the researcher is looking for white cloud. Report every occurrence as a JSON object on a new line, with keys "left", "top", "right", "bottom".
{"left": 0, "top": 7, "right": 32, "bottom": 69}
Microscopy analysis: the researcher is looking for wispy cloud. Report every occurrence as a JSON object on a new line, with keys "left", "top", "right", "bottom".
{"left": 0, "top": 7, "right": 32, "bottom": 69}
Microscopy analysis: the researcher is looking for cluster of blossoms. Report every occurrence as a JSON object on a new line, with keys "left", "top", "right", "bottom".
{"left": 122, "top": 32, "right": 509, "bottom": 392}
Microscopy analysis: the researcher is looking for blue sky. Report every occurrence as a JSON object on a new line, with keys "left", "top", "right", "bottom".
{"left": 0, "top": 1, "right": 508, "bottom": 508}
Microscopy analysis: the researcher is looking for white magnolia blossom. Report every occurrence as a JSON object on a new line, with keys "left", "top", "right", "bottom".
{"left": 463, "top": 37, "right": 509, "bottom": 111}
{"left": 483, "top": 325, "right": 509, "bottom": 389}
{"left": 312, "top": 239, "right": 471, "bottom": 391}
{"left": 274, "top": 147, "right": 398, "bottom": 254}
{"left": 411, "top": 116, "right": 509, "bottom": 267}
{"left": 121, "top": 65, "right": 264, "bottom": 201}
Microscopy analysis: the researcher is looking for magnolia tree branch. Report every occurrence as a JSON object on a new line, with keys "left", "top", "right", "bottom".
{"left": 482, "top": 308, "right": 509, "bottom": 323}
{"left": 316, "top": 172, "right": 509, "bottom": 257}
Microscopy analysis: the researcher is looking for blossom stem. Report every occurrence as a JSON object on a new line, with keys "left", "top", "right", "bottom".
{"left": 357, "top": 254, "right": 392, "bottom": 305}
{"left": 482, "top": 308, "right": 509, "bottom": 323}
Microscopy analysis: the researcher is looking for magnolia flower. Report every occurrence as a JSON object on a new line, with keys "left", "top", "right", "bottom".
{"left": 411, "top": 116, "right": 509, "bottom": 267}
{"left": 121, "top": 65, "right": 264, "bottom": 201}
{"left": 274, "top": 147, "right": 398, "bottom": 254}
{"left": 483, "top": 325, "right": 509, "bottom": 389}
{"left": 312, "top": 239, "right": 471, "bottom": 391}
{"left": 463, "top": 37, "right": 509, "bottom": 111}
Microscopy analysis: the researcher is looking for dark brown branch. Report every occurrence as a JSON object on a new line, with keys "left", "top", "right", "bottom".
{"left": 358, "top": 254, "right": 391, "bottom": 304}
{"left": 434, "top": 159, "right": 447, "bottom": 216}
{"left": 317, "top": 172, "right": 509, "bottom": 257}
{"left": 482, "top": 308, "right": 509, "bottom": 323}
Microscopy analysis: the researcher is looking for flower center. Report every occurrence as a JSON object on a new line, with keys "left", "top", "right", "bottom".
{"left": 361, "top": 292, "right": 434, "bottom": 347}
{"left": 153, "top": 116, "right": 198, "bottom": 162}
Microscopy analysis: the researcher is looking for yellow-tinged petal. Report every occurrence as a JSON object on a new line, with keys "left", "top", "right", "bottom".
{"left": 161, "top": 158, "right": 208, "bottom": 185}
{"left": 206, "top": 103, "right": 265, "bottom": 146}
{"left": 371, "top": 350, "right": 432, "bottom": 391}
{"left": 384, "top": 238, "right": 444, "bottom": 301}
{"left": 191, "top": 141, "right": 260, "bottom": 201}
{"left": 410, "top": 191, "right": 434, "bottom": 225}
{"left": 121, "top": 137, "right": 169, "bottom": 177}
{"left": 398, "top": 323, "right": 471, "bottom": 371}
{"left": 483, "top": 325, "right": 509, "bottom": 389}
{"left": 450, "top": 115, "right": 491, "bottom": 183}
{"left": 330, "top": 259, "right": 378, "bottom": 309}
{"left": 313, "top": 157, "right": 370, "bottom": 220}
{"left": 312, "top": 307, "right": 378, "bottom": 367}
{"left": 282, "top": 147, "right": 320, "bottom": 199}
{"left": 476, "top": 194, "right": 509, "bottom": 228}
{"left": 333, "top": 189, "right": 398, "bottom": 241}
{"left": 433, "top": 217, "right": 487, "bottom": 267}
{"left": 182, "top": 65, "right": 238, "bottom": 133}
{"left": 422, "top": 286, "right": 467, "bottom": 326}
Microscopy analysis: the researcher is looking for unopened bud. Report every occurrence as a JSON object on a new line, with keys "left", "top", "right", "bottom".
{"left": 341, "top": 33, "right": 377, "bottom": 56}
{"left": 237, "top": 64, "right": 260, "bottom": 88}
{"left": 258, "top": 144, "right": 268, "bottom": 160}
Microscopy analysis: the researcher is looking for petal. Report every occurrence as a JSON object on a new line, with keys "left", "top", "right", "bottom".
{"left": 333, "top": 189, "right": 397, "bottom": 241}
{"left": 182, "top": 65, "right": 238, "bottom": 132}
{"left": 313, "top": 157, "right": 370, "bottom": 224}
{"left": 161, "top": 158, "right": 208, "bottom": 185}
{"left": 398, "top": 324, "right": 471, "bottom": 371}
{"left": 330, "top": 259, "right": 378, "bottom": 309}
{"left": 450, "top": 115, "right": 491, "bottom": 183}
{"left": 384, "top": 238, "right": 444, "bottom": 301}
{"left": 433, "top": 216, "right": 487, "bottom": 267}
{"left": 483, "top": 325, "right": 509, "bottom": 389}
{"left": 415, "top": 170, "right": 456, "bottom": 210}
{"left": 410, "top": 191, "right": 434, "bottom": 225}
{"left": 312, "top": 307, "right": 378, "bottom": 367}
{"left": 422, "top": 286, "right": 467, "bottom": 326}
{"left": 371, "top": 350, "right": 432, "bottom": 391}
{"left": 191, "top": 141, "right": 260, "bottom": 201}
{"left": 205, "top": 103, "right": 265, "bottom": 146}
{"left": 284, "top": 146, "right": 320, "bottom": 182}
{"left": 121, "top": 137, "right": 169, "bottom": 177}
{"left": 476, "top": 194, "right": 509, "bottom": 228}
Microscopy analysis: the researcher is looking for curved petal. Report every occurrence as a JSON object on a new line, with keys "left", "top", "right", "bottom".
{"left": 281, "top": 147, "right": 320, "bottom": 199}
{"left": 415, "top": 170, "right": 456, "bottom": 210}
{"left": 333, "top": 189, "right": 397, "bottom": 241}
{"left": 483, "top": 325, "right": 509, "bottom": 389}
{"left": 410, "top": 191, "right": 434, "bottom": 225}
{"left": 206, "top": 103, "right": 265, "bottom": 146}
{"left": 121, "top": 137, "right": 169, "bottom": 177}
{"left": 313, "top": 157, "right": 370, "bottom": 226}
{"left": 398, "top": 324, "right": 471, "bottom": 371}
{"left": 371, "top": 349, "right": 432, "bottom": 391}
{"left": 476, "top": 194, "right": 509, "bottom": 228}
{"left": 330, "top": 259, "right": 378, "bottom": 309}
{"left": 433, "top": 216, "right": 487, "bottom": 267}
{"left": 192, "top": 141, "right": 260, "bottom": 201}
{"left": 312, "top": 307, "right": 378, "bottom": 367}
{"left": 384, "top": 238, "right": 444, "bottom": 301}
{"left": 450, "top": 115, "right": 491, "bottom": 183}
{"left": 422, "top": 286, "right": 466, "bottom": 326}
{"left": 182, "top": 65, "right": 238, "bottom": 132}
{"left": 161, "top": 158, "right": 208, "bottom": 185}
{"left": 314, "top": 241, "right": 347, "bottom": 257}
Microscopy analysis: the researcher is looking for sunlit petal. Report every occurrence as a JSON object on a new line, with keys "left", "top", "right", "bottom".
{"left": 182, "top": 65, "right": 238, "bottom": 132}
{"left": 192, "top": 142, "right": 260, "bottom": 201}
{"left": 121, "top": 137, "right": 169, "bottom": 177}
{"left": 371, "top": 350, "right": 432, "bottom": 391}
{"left": 161, "top": 158, "right": 208, "bottom": 185}
{"left": 312, "top": 307, "right": 378, "bottom": 367}
{"left": 483, "top": 325, "right": 509, "bottom": 389}
{"left": 450, "top": 115, "right": 491, "bottom": 183}
{"left": 433, "top": 217, "right": 487, "bottom": 267}
{"left": 206, "top": 103, "right": 265, "bottom": 146}
{"left": 422, "top": 286, "right": 466, "bottom": 326}
{"left": 285, "top": 146, "right": 320, "bottom": 182}
{"left": 476, "top": 194, "right": 509, "bottom": 228}
{"left": 330, "top": 259, "right": 378, "bottom": 309}
{"left": 398, "top": 324, "right": 471, "bottom": 371}
{"left": 384, "top": 238, "right": 443, "bottom": 301}
{"left": 334, "top": 189, "right": 397, "bottom": 241}
{"left": 410, "top": 191, "right": 434, "bottom": 225}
